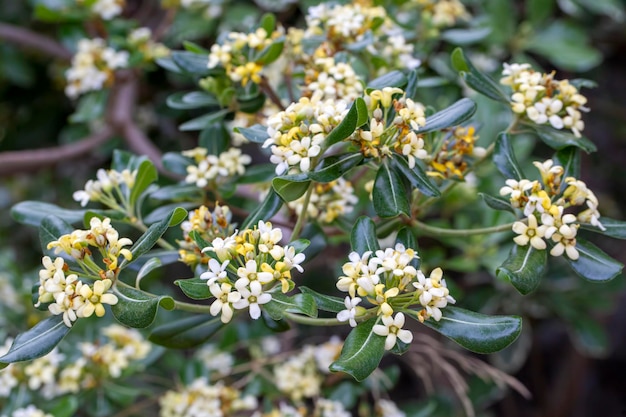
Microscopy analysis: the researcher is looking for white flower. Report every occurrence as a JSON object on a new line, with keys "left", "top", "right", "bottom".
{"left": 202, "top": 231, "right": 237, "bottom": 262}
{"left": 372, "top": 312, "right": 413, "bottom": 351}
{"left": 200, "top": 258, "right": 230, "bottom": 285}
{"left": 336, "top": 296, "right": 361, "bottom": 327}
{"left": 283, "top": 246, "right": 306, "bottom": 273}
{"left": 235, "top": 260, "right": 273, "bottom": 288}
{"left": 208, "top": 282, "right": 241, "bottom": 323}
{"left": 233, "top": 280, "right": 272, "bottom": 319}
{"left": 512, "top": 215, "right": 548, "bottom": 250}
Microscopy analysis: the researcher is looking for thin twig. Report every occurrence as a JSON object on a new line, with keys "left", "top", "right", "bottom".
{"left": 0, "top": 23, "right": 72, "bottom": 60}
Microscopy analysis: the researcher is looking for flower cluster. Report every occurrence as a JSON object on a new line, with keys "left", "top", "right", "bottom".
{"left": 500, "top": 159, "right": 606, "bottom": 260}
{"left": 263, "top": 91, "right": 349, "bottom": 175}
{"left": 301, "top": 57, "right": 364, "bottom": 102}
{"left": 428, "top": 125, "right": 486, "bottom": 179}
{"left": 207, "top": 26, "right": 282, "bottom": 86}
{"left": 416, "top": 0, "right": 470, "bottom": 28}
{"left": 77, "top": 0, "right": 125, "bottom": 20}
{"left": 73, "top": 167, "right": 137, "bottom": 208}
{"left": 500, "top": 63, "right": 589, "bottom": 137}
{"left": 178, "top": 204, "right": 234, "bottom": 268}
{"left": 127, "top": 27, "right": 170, "bottom": 62}
{"left": 200, "top": 220, "right": 306, "bottom": 322}
{"left": 305, "top": 3, "right": 388, "bottom": 45}
{"left": 183, "top": 147, "right": 251, "bottom": 188}
{"left": 337, "top": 244, "right": 455, "bottom": 350}
{"left": 159, "top": 378, "right": 257, "bottom": 417}
{"left": 274, "top": 348, "right": 323, "bottom": 401}
{"left": 351, "top": 87, "right": 428, "bottom": 168}
{"left": 287, "top": 178, "right": 358, "bottom": 224}
{"left": 4, "top": 405, "right": 53, "bottom": 417}
{"left": 65, "top": 38, "right": 129, "bottom": 99}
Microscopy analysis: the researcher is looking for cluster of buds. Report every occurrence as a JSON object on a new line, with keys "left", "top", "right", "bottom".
{"left": 183, "top": 147, "right": 251, "bottom": 188}
{"left": 416, "top": 0, "right": 470, "bottom": 28}
{"left": 65, "top": 38, "right": 129, "bottom": 99}
{"left": 77, "top": 0, "right": 125, "bottom": 20}
{"left": 178, "top": 204, "right": 234, "bottom": 267}
{"left": 73, "top": 168, "right": 137, "bottom": 208}
{"left": 351, "top": 87, "right": 428, "bottom": 169}
{"left": 159, "top": 378, "right": 257, "bottom": 417}
{"left": 428, "top": 125, "right": 486, "bottom": 179}
{"left": 287, "top": 178, "right": 358, "bottom": 224}
{"left": 336, "top": 244, "right": 455, "bottom": 350}
{"left": 38, "top": 218, "right": 131, "bottom": 326}
{"left": 500, "top": 159, "right": 605, "bottom": 260}
{"left": 207, "top": 26, "right": 283, "bottom": 86}
{"left": 127, "top": 28, "right": 170, "bottom": 62}
{"left": 301, "top": 57, "right": 364, "bottom": 102}
{"left": 199, "top": 221, "right": 306, "bottom": 323}
{"left": 263, "top": 91, "right": 349, "bottom": 175}
{"left": 500, "top": 63, "right": 589, "bottom": 137}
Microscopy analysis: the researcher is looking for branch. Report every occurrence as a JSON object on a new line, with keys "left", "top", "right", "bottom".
{"left": 0, "top": 22, "right": 72, "bottom": 61}
{"left": 0, "top": 127, "right": 113, "bottom": 176}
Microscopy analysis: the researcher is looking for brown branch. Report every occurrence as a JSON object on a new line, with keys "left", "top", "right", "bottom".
{"left": 0, "top": 22, "right": 72, "bottom": 61}
{"left": 0, "top": 127, "right": 113, "bottom": 176}
{"left": 259, "top": 76, "right": 286, "bottom": 110}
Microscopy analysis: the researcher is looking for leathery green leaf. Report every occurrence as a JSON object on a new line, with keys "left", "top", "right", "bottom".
{"left": 272, "top": 174, "right": 311, "bottom": 202}
{"left": 325, "top": 97, "right": 368, "bottom": 146}
{"left": 581, "top": 217, "right": 626, "bottom": 239}
{"left": 497, "top": 244, "right": 547, "bottom": 295}
{"left": 241, "top": 188, "right": 284, "bottom": 230}
{"left": 366, "top": 70, "right": 408, "bottom": 91}
{"left": 493, "top": 132, "right": 524, "bottom": 180}
{"left": 39, "top": 215, "right": 74, "bottom": 255}
{"left": 351, "top": 216, "right": 380, "bottom": 254}
{"left": 111, "top": 285, "right": 175, "bottom": 328}
{"left": 129, "top": 159, "right": 158, "bottom": 209}
{"left": 135, "top": 257, "right": 162, "bottom": 290}
{"left": 11, "top": 201, "right": 85, "bottom": 227}
{"left": 0, "top": 315, "right": 71, "bottom": 365}
{"left": 234, "top": 124, "right": 268, "bottom": 143}
{"left": 479, "top": 193, "right": 515, "bottom": 213}
{"left": 450, "top": 48, "right": 509, "bottom": 103}
{"left": 175, "top": 277, "right": 211, "bottom": 300}
{"left": 128, "top": 207, "right": 187, "bottom": 264}
{"left": 329, "top": 317, "right": 385, "bottom": 381}
{"left": 563, "top": 237, "right": 623, "bottom": 282}
{"left": 554, "top": 146, "right": 581, "bottom": 182}
{"left": 373, "top": 163, "right": 410, "bottom": 218}
{"left": 528, "top": 123, "right": 597, "bottom": 153}
{"left": 390, "top": 153, "right": 440, "bottom": 197}
{"left": 419, "top": 98, "right": 477, "bottom": 133}
{"left": 149, "top": 315, "right": 224, "bottom": 349}
{"left": 265, "top": 293, "right": 318, "bottom": 320}
{"left": 300, "top": 287, "right": 345, "bottom": 313}
{"left": 416, "top": 306, "right": 522, "bottom": 354}
{"left": 308, "top": 153, "right": 364, "bottom": 183}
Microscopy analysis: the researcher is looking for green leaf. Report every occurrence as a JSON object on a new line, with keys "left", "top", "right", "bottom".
{"left": 11, "top": 201, "right": 84, "bottom": 227}
{"left": 441, "top": 28, "right": 491, "bottom": 45}
{"left": 149, "top": 315, "right": 224, "bottom": 348}
{"left": 39, "top": 215, "right": 74, "bottom": 254}
{"left": 526, "top": 0, "right": 556, "bottom": 25}
{"left": 554, "top": 146, "right": 580, "bottom": 183}
{"left": 580, "top": 217, "right": 626, "bottom": 239}
{"left": 450, "top": 48, "right": 509, "bottom": 103}
{"left": 171, "top": 51, "right": 211, "bottom": 75}
{"left": 366, "top": 70, "right": 408, "bottom": 91}
{"left": 329, "top": 317, "right": 385, "bottom": 381}
{"left": 259, "top": 12, "right": 276, "bottom": 34}
{"left": 111, "top": 286, "right": 175, "bottom": 328}
{"left": 351, "top": 216, "right": 380, "bottom": 254}
{"left": 326, "top": 97, "right": 368, "bottom": 146}
{"left": 237, "top": 163, "right": 277, "bottom": 184}
{"left": 189, "top": 230, "right": 210, "bottom": 250}
{"left": 0, "top": 316, "right": 71, "bottom": 365}
{"left": 143, "top": 202, "right": 198, "bottom": 225}
{"left": 299, "top": 287, "right": 345, "bottom": 313}
{"left": 241, "top": 188, "right": 284, "bottom": 230}
{"left": 395, "top": 227, "right": 420, "bottom": 269}
{"left": 308, "top": 153, "right": 364, "bottom": 183}
{"left": 128, "top": 207, "right": 187, "bottom": 263}
{"left": 563, "top": 237, "right": 623, "bottom": 281}
{"left": 568, "top": 315, "right": 609, "bottom": 358}
{"left": 265, "top": 293, "right": 318, "bottom": 320}
{"left": 419, "top": 98, "right": 477, "bottom": 133}
{"left": 255, "top": 38, "right": 285, "bottom": 65}
{"left": 46, "top": 395, "right": 79, "bottom": 417}
{"left": 166, "top": 91, "right": 219, "bottom": 110}
{"left": 261, "top": 310, "right": 291, "bottom": 332}
{"left": 129, "top": 160, "right": 158, "bottom": 209}
{"left": 416, "top": 306, "right": 522, "bottom": 354}
{"left": 405, "top": 69, "right": 419, "bottom": 100}
{"left": 272, "top": 174, "right": 311, "bottom": 202}
{"left": 149, "top": 184, "right": 204, "bottom": 201}
{"left": 372, "top": 163, "right": 410, "bottom": 218}
{"left": 479, "top": 193, "right": 515, "bottom": 213}
{"left": 162, "top": 152, "right": 191, "bottom": 176}
{"left": 69, "top": 90, "right": 108, "bottom": 123}
{"left": 234, "top": 124, "right": 268, "bottom": 143}
{"left": 527, "top": 123, "right": 597, "bottom": 153}
{"left": 390, "top": 153, "right": 440, "bottom": 197}
{"left": 493, "top": 132, "right": 525, "bottom": 180}
{"left": 135, "top": 257, "right": 162, "bottom": 290}
{"left": 497, "top": 244, "right": 547, "bottom": 295}
{"left": 199, "top": 123, "right": 230, "bottom": 156}
{"left": 179, "top": 109, "right": 231, "bottom": 131}
{"left": 286, "top": 238, "right": 310, "bottom": 254}
{"left": 175, "top": 278, "right": 211, "bottom": 300}
{"left": 300, "top": 223, "right": 327, "bottom": 259}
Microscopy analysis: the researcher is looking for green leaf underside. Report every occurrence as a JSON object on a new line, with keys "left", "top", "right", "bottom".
{"left": 417, "top": 306, "right": 522, "bottom": 354}
{"left": 241, "top": 189, "right": 283, "bottom": 230}
{"left": 11, "top": 201, "right": 85, "bottom": 227}
{"left": 235, "top": 124, "right": 269, "bottom": 143}
{"left": 497, "top": 244, "right": 547, "bottom": 295}
{"left": 0, "top": 315, "right": 71, "bottom": 365}
{"left": 179, "top": 109, "right": 231, "bottom": 131}
{"left": 493, "top": 132, "right": 524, "bottom": 180}
{"left": 351, "top": 216, "right": 380, "bottom": 254}
{"left": 112, "top": 286, "right": 175, "bottom": 328}
{"left": 564, "top": 237, "right": 623, "bottom": 281}
{"left": 479, "top": 193, "right": 515, "bottom": 213}
{"left": 149, "top": 315, "right": 224, "bottom": 349}
{"left": 580, "top": 217, "right": 626, "bottom": 239}
{"left": 308, "top": 153, "right": 364, "bottom": 183}
{"left": 326, "top": 97, "right": 368, "bottom": 146}
{"left": 329, "top": 317, "right": 385, "bottom": 381}
{"left": 373, "top": 163, "right": 410, "bottom": 218}
{"left": 390, "top": 153, "right": 440, "bottom": 197}
{"left": 176, "top": 277, "right": 211, "bottom": 300}
{"left": 272, "top": 174, "right": 311, "bottom": 202}
{"left": 300, "top": 287, "right": 345, "bottom": 313}
{"left": 420, "top": 98, "right": 477, "bottom": 133}
{"left": 129, "top": 207, "right": 187, "bottom": 263}
{"left": 366, "top": 70, "right": 408, "bottom": 91}
{"left": 136, "top": 257, "right": 162, "bottom": 288}
{"left": 450, "top": 48, "right": 509, "bottom": 103}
